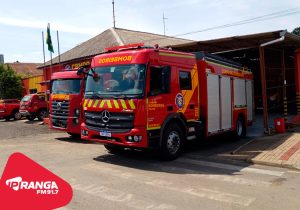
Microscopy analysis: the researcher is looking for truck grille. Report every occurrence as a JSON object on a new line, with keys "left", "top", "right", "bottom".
{"left": 51, "top": 101, "right": 70, "bottom": 117}
{"left": 85, "top": 111, "right": 134, "bottom": 132}
{"left": 51, "top": 100, "right": 70, "bottom": 128}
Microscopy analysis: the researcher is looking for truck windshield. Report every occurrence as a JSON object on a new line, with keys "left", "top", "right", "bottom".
{"left": 85, "top": 64, "right": 146, "bottom": 98}
{"left": 21, "top": 95, "right": 32, "bottom": 102}
{"left": 51, "top": 79, "right": 81, "bottom": 94}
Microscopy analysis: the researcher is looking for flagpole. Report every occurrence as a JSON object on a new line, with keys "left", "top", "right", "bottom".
{"left": 56, "top": 30, "right": 61, "bottom": 69}
{"left": 42, "top": 31, "right": 46, "bottom": 76}
{"left": 50, "top": 52, "right": 53, "bottom": 78}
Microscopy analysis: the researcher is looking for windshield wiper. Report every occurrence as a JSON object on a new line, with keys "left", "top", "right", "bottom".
{"left": 113, "top": 94, "right": 136, "bottom": 99}
{"left": 85, "top": 92, "right": 103, "bottom": 99}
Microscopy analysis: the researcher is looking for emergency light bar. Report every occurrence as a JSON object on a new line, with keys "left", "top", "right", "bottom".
{"left": 105, "top": 43, "right": 145, "bottom": 52}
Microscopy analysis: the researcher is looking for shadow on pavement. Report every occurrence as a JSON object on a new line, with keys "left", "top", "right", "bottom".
{"left": 55, "top": 136, "right": 94, "bottom": 144}
{"left": 92, "top": 137, "right": 254, "bottom": 176}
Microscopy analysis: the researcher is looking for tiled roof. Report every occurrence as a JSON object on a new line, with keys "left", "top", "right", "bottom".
{"left": 42, "top": 27, "right": 193, "bottom": 67}
{"left": 7, "top": 62, "right": 42, "bottom": 77}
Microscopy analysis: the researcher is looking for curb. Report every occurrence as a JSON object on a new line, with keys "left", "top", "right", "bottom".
{"left": 246, "top": 158, "right": 300, "bottom": 171}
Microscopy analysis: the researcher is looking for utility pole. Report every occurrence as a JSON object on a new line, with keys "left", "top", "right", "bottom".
{"left": 163, "top": 12, "right": 167, "bottom": 36}
{"left": 112, "top": 0, "right": 116, "bottom": 28}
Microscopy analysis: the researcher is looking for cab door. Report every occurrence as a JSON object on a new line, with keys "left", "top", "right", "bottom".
{"left": 146, "top": 65, "right": 171, "bottom": 130}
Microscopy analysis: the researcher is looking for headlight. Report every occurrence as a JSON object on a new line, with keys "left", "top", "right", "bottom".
{"left": 74, "top": 109, "right": 80, "bottom": 116}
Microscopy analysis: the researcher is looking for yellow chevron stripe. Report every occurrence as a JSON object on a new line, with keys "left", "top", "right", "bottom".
{"left": 107, "top": 100, "right": 112, "bottom": 108}
{"left": 83, "top": 99, "right": 88, "bottom": 107}
{"left": 120, "top": 100, "right": 127, "bottom": 109}
{"left": 88, "top": 100, "right": 93, "bottom": 108}
{"left": 93, "top": 100, "right": 99, "bottom": 108}
{"left": 129, "top": 100, "right": 136, "bottom": 109}
{"left": 99, "top": 100, "right": 105, "bottom": 108}
{"left": 113, "top": 100, "right": 120, "bottom": 109}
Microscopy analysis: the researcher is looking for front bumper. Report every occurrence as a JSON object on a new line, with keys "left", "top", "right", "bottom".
{"left": 19, "top": 110, "right": 30, "bottom": 117}
{"left": 49, "top": 114, "right": 81, "bottom": 135}
{"left": 81, "top": 123, "right": 148, "bottom": 148}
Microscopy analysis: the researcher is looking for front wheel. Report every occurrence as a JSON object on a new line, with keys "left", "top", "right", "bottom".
{"left": 159, "top": 124, "right": 184, "bottom": 160}
{"left": 37, "top": 109, "right": 48, "bottom": 121}
{"left": 104, "top": 144, "right": 124, "bottom": 154}
{"left": 67, "top": 132, "right": 81, "bottom": 139}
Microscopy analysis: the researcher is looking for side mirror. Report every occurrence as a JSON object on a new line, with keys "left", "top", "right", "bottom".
{"left": 92, "top": 72, "right": 100, "bottom": 82}
{"left": 77, "top": 67, "right": 100, "bottom": 81}
{"left": 77, "top": 67, "right": 84, "bottom": 75}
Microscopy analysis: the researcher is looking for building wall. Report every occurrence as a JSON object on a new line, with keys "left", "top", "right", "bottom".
{"left": 22, "top": 75, "right": 45, "bottom": 96}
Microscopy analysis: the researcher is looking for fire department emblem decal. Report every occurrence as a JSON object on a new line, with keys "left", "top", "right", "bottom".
{"left": 175, "top": 93, "right": 184, "bottom": 110}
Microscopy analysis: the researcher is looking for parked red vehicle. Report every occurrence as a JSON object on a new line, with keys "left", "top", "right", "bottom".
{"left": 49, "top": 70, "right": 85, "bottom": 137}
{"left": 19, "top": 93, "right": 49, "bottom": 121}
{"left": 0, "top": 99, "right": 21, "bottom": 121}
{"left": 80, "top": 44, "right": 254, "bottom": 159}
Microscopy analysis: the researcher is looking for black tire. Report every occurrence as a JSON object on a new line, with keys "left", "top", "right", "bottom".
{"left": 37, "top": 109, "right": 48, "bottom": 121}
{"left": 67, "top": 132, "right": 81, "bottom": 139}
{"left": 13, "top": 111, "right": 22, "bottom": 120}
{"left": 159, "top": 123, "right": 184, "bottom": 160}
{"left": 26, "top": 114, "right": 36, "bottom": 121}
{"left": 235, "top": 116, "right": 246, "bottom": 139}
{"left": 104, "top": 144, "right": 124, "bottom": 154}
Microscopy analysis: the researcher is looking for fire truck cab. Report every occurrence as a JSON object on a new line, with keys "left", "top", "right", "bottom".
{"left": 80, "top": 44, "right": 253, "bottom": 159}
{"left": 49, "top": 70, "right": 85, "bottom": 136}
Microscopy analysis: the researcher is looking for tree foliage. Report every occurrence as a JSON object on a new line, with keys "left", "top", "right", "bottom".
{"left": 0, "top": 64, "right": 22, "bottom": 99}
{"left": 292, "top": 27, "right": 300, "bottom": 36}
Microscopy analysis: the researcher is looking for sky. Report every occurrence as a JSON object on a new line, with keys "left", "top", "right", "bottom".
{"left": 0, "top": 0, "right": 300, "bottom": 63}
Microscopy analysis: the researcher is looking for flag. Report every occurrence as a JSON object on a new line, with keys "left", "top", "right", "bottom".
{"left": 46, "top": 23, "right": 54, "bottom": 53}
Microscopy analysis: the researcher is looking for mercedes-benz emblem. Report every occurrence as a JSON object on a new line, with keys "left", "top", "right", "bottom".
{"left": 101, "top": 110, "right": 110, "bottom": 123}
{"left": 57, "top": 102, "right": 62, "bottom": 110}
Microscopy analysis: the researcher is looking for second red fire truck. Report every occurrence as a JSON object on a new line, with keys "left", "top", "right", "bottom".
{"left": 49, "top": 70, "right": 85, "bottom": 137}
{"left": 80, "top": 44, "right": 254, "bottom": 159}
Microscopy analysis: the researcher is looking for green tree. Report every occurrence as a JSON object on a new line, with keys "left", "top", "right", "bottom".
{"left": 292, "top": 27, "right": 300, "bottom": 36}
{"left": 0, "top": 64, "right": 22, "bottom": 99}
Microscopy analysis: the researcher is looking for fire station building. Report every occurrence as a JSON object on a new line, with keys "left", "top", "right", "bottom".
{"left": 39, "top": 28, "right": 300, "bottom": 133}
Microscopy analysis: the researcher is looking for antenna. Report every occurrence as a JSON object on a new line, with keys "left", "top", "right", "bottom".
{"left": 163, "top": 12, "right": 167, "bottom": 36}
{"left": 112, "top": 0, "right": 116, "bottom": 28}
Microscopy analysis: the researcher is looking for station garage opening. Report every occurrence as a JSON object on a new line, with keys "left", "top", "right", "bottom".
{"left": 172, "top": 30, "right": 300, "bottom": 136}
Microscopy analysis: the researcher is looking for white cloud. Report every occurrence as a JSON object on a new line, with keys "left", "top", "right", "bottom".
{"left": 0, "top": 17, "right": 101, "bottom": 35}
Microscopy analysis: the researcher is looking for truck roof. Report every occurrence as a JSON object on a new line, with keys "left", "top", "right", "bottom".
{"left": 194, "top": 51, "right": 245, "bottom": 70}
{"left": 51, "top": 70, "right": 83, "bottom": 80}
{"left": 92, "top": 47, "right": 196, "bottom": 67}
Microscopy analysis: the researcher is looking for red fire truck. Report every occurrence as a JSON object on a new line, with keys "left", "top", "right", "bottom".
{"left": 49, "top": 70, "right": 85, "bottom": 137}
{"left": 80, "top": 44, "right": 253, "bottom": 159}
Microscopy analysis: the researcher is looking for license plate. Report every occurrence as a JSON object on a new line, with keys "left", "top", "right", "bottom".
{"left": 100, "top": 130, "right": 111, "bottom": 137}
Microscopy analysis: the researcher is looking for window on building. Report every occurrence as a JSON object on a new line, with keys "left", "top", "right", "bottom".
{"left": 29, "top": 89, "right": 37, "bottom": 94}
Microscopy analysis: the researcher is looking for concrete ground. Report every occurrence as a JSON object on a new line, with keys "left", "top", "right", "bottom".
{"left": 0, "top": 119, "right": 300, "bottom": 210}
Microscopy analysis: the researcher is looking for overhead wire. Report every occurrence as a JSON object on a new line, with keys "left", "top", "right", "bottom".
{"left": 143, "top": 7, "right": 300, "bottom": 42}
